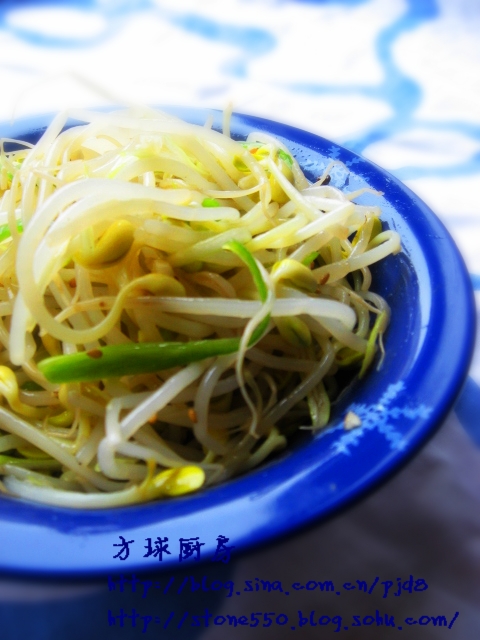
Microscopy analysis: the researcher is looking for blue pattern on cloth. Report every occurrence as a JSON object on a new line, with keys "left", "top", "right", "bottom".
{"left": 287, "top": 0, "right": 438, "bottom": 151}
{"left": 168, "top": 13, "right": 276, "bottom": 78}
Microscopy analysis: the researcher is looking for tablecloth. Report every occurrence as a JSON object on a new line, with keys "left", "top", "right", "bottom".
{"left": 0, "top": 1, "right": 479, "bottom": 638}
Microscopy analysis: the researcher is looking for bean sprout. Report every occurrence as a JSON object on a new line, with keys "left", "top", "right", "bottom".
{"left": 0, "top": 106, "right": 400, "bottom": 508}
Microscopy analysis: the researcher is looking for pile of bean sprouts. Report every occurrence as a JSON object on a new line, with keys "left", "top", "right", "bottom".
{"left": 0, "top": 106, "right": 400, "bottom": 508}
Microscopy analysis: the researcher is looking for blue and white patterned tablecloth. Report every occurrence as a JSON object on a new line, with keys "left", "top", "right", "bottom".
{"left": 0, "top": 1, "right": 479, "bottom": 638}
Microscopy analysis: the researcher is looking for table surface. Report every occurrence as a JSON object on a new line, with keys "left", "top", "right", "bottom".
{"left": 0, "top": 1, "right": 479, "bottom": 638}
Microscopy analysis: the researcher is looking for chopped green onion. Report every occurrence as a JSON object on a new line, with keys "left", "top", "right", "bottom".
{"left": 38, "top": 339, "right": 246, "bottom": 383}
{"left": 277, "top": 149, "right": 293, "bottom": 168}
{"left": 224, "top": 239, "right": 268, "bottom": 303}
{"left": 0, "top": 220, "right": 23, "bottom": 243}
{"left": 301, "top": 251, "right": 320, "bottom": 267}
{"left": 202, "top": 197, "right": 220, "bottom": 207}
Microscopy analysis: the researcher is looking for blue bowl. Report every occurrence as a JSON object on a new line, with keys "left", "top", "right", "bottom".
{"left": 0, "top": 108, "right": 475, "bottom": 576}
